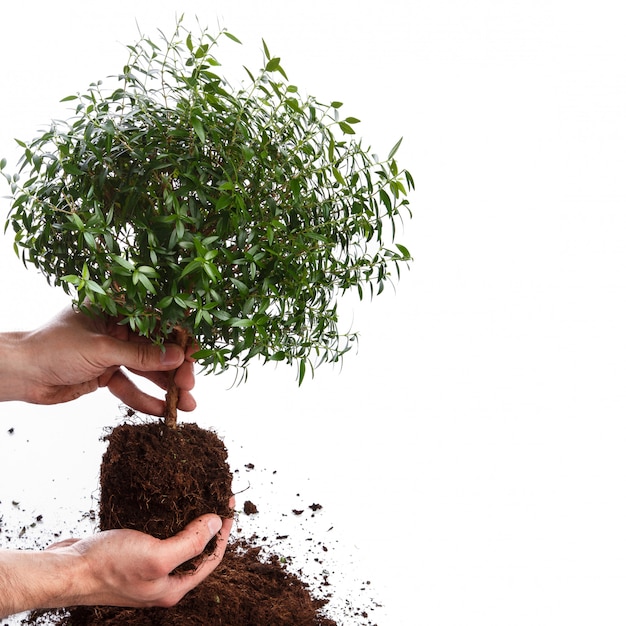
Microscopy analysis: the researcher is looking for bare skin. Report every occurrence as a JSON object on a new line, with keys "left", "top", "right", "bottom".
{"left": 0, "top": 308, "right": 233, "bottom": 618}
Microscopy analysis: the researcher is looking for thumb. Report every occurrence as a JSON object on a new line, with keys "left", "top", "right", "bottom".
{"left": 161, "top": 515, "right": 223, "bottom": 571}
{"left": 103, "top": 338, "right": 185, "bottom": 372}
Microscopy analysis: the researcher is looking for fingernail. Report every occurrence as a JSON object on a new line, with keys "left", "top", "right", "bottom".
{"left": 207, "top": 517, "right": 223, "bottom": 536}
{"left": 160, "top": 344, "right": 181, "bottom": 366}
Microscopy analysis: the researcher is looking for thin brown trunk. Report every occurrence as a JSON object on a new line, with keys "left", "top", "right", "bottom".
{"left": 164, "top": 327, "right": 190, "bottom": 429}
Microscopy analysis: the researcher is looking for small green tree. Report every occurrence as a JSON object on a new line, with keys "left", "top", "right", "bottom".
{"left": 2, "top": 20, "right": 413, "bottom": 427}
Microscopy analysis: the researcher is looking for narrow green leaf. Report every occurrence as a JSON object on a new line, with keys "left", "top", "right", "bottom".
{"left": 223, "top": 31, "right": 242, "bottom": 44}
{"left": 83, "top": 231, "right": 96, "bottom": 250}
{"left": 229, "top": 277, "right": 249, "bottom": 295}
{"left": 191, "top": 118, "right": 205, "bottom": 144}
{"left": 85, "top": 280, "right": 106, "bottom": 295}
{"left": 332, "top": 167, "right": 345, "bottom": 185}
{"left": 262, "top": 39, "right": 271, "bottom": 60}
{"left": 60, "top": 274, "right": 81, "bottom": 286}
{"left": 388, "top": 137, "right": 403, "bottom": 160}
{"left": 405, "top": 170, "right": 416, "bottom": 191}
{"left": 213, "top": 309, "right": 231, "bottom": 322}
{"left": 230, "top": 317, "right": 254, "bottom": 328}
{"left": 137, "top": 272, "right": 157, "bottom": 294}
{"left": 396, "top": 243, "right": 411, "bottom": 258}
{"left": 339, "top": 121, "right": 355, "bottom": 135}
{"left": 112, "top": 255, "right": 135, "bottom": 272}
{"left": 180, "top": 259, "right": 202, "bottom": 278}
{"left": 138, "top": 265, "right": 159, "bottom": 277}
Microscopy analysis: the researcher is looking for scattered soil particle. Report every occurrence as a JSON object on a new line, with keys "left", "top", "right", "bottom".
{"left": 243, "top": 500, "right": 258, "bottom": 515}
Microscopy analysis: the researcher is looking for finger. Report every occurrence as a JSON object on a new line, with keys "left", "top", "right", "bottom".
{"left": 208, "top": 515, "right": 233, "bottom": 565}
{"left": 106, "top": 369, "right": 167, "bottom": 416}
{"left": 99, "top": 338, "right": 185, "bottom": 373}
{"left": 174, "top": 358, "right": 196, "bottom": 392}
{"left": 186, "top": 341, "right": 200, "bottom": 362}
{"left": 127, "top": 358, "right": 195, "bottom": 394}
{"left": 177, "top": 389, "right": 197, "bottom": 412}
{"left": 109, "top": 369, "right": 195, "bottom": 414}
{"left": 164, "top": 514, "right": 234, "bottom": 601}
{"left": 159, "top": 515, "right": 223, "bottom": 575}
{"left": 197, "top": 499, "right": 235, "bottom": 569}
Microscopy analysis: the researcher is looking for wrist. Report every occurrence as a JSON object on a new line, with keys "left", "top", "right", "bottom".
{"left": 0, "top": 548, "right": 86, "bottom": 617}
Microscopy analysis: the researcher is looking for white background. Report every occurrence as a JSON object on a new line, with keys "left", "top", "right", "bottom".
{"left": 1, "top": 1, "right": 626, "bottom": 624}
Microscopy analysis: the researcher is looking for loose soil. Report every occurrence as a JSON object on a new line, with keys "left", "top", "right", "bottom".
{"left": 22, "top": 421, "right": 354, "bottom": 625}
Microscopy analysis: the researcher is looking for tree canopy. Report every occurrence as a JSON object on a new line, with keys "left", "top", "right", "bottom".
{"left": 2, "top": 19, "right": 414, "bottom": 384}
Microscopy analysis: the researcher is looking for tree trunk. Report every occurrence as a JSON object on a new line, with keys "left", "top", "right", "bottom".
{"left": 164, "top": 327, "right": 190, "bottom": 429}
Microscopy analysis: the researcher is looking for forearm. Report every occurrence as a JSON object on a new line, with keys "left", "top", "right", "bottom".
{"left": 0, "top": 332, "right": 30, "bottom": 403}
{"left": 0, "top": 549, "right": 84, "bottom": 618}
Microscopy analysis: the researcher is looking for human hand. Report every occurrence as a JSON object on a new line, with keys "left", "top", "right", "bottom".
{"left": 0, "top": 506, "right": 234, "bottom": 617}
{"left": 3, "top": 307, "right": 196, "bottom": 415}
{"left": 47, "top": 509, "right": 234, "bottom": 608}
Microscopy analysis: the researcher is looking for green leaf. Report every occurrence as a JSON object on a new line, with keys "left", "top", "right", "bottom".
{"left": 223, "top": 31, "right": 242, "bottom": 44}
{"left": 332, "top": 167, "right": 345, "bottom": 185}
{"left": 180, "top": 259, "right": 203, "bottom": 278}
{"left": 213, "top": 309, "right": 231, "bottom": 322}
{"left": 112, "top": 255, "right": 135, "bottom": 272}
{"left": 83, "top": 231, "right": 96, "bottom": 250}
{"left": 137, "top": 265, "right": 159, "bottom": 277}
{"left": 388, "top": 137, "right": 403, "bottom": 160}
{"left": 229, "top": 277, "right": 249, "bottom": 295}
{"left": 191, "top": 118, "right": 206, "bottom": 144}
{"left": 339, "top": 121, "right": 355, "bottom": 135}
{"left": 137, "top": 272, "right": 157, "bottom": 294}
{"left": 396, "top": 243, "right": 411, "bottom": 258}
{"left": 230, "top": 317, "right": 254, "bottom": 328}
{"left": 60, "top": 274, "right": 81, "bottom": 286}
{"left": 265, "top": 57, "right": 281, "bottom": 72}
{"left": 262, "top": 39, "right": 271, "bottom": 60}
{"left": 85, "top": 279, "right": 107, "bottom": 295}
{"left": 195, "top": 43, "right": 209, "bottom": 58}
{"left": 298, "top": 359, "right": 307, "bottom": 385}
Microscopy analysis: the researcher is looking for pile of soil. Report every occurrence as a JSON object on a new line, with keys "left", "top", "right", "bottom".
{"left": 24, "top": 421, "right": 344, "bottom": 626}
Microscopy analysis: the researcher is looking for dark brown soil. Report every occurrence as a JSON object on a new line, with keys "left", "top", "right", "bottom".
{"left": 24, "top": 421, "right": 340, "bottom": 625}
